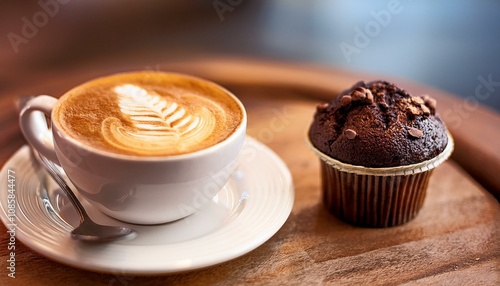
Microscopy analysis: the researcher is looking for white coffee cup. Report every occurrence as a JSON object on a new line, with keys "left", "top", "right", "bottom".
{"left": 19, "top": 72, "right": 247, "bottom": 224}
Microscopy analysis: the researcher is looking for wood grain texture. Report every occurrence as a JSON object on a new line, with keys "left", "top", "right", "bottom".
{"left": 0, "top": 58, "right": 499, "bottom": 285}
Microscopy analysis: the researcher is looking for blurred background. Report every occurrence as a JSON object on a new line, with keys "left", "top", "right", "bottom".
{"left": 1, "top": 0, "right": 499, "bottom": 112}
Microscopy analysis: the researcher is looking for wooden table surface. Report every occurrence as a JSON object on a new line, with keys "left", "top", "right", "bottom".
{"left": 0, "top": 58, "right": 499, "bottom": 285}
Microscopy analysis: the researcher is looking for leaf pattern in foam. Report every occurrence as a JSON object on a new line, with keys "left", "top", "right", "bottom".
{"left": 114, "top": 84, "right": 199, "bottom": 135}
{"left": 101, "top": 84, "right": 217, "bottom": 155}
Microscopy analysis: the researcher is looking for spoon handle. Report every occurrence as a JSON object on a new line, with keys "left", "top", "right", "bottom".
{"left": 17, "top": 96, "right": 89, "bottom": 224}
{"left": 33, "top": 150, "right": 89, "bottom": 224}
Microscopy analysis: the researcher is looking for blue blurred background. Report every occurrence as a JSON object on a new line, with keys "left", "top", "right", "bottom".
{"left": 2, "top": 0, "right": 499, "bottom": 112}
{"left": 205, "top": 0, "right": 500, "bottom": 111}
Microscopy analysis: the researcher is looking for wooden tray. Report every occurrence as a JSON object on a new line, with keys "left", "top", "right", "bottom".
{"left": 0, "top": 58, "right": 499, "bottom": 285}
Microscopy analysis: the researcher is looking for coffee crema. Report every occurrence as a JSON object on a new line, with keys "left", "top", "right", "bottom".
{"left": 54, "top": 72, "right": 243, "bottom": 156}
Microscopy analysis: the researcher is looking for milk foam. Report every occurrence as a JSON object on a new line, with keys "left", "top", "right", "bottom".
{"left": 101, "top": 84, "right": 221, "bottom": 155}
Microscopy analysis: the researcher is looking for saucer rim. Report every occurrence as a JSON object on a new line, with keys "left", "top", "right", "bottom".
{"left": 0, "top": 136, "right": 294, "bottom": 275}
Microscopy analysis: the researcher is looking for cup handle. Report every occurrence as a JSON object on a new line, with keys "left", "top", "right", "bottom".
{"left": 19, "top": 95, "right": 59, "bottom": 163}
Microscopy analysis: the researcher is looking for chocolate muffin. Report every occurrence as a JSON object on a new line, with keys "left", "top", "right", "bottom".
{"left": 307, "top": 80, "right": 453, "bottom": 228}
{"left": 309, "top": 80, "right": 448, "bottom": 167}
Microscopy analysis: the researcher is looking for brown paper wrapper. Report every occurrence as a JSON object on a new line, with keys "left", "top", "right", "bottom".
{"left": 308, "top": 131, "right": 454, "bottom": 228}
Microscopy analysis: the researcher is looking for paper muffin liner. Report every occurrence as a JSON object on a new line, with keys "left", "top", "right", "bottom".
{"left": 307, "top": 131, "right": 454, "bottom": 228}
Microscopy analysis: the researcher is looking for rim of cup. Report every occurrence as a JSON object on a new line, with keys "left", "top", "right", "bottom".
{"left": 50, "top": 71, "right": 247, "bottom": 162}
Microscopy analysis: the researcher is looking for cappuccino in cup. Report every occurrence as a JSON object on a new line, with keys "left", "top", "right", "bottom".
{"left": 20, "top": 72, "right": 247, "bottom": 224}
{"left": 55, "top": 72, "right": 243, "bottom": 156}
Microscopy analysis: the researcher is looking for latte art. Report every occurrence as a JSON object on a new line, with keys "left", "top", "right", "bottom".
{"left": 54, "top": 72, "right": 243, "bottom": 156}
{"left": 101, "top": 84, "right": 220, "bottom": 155}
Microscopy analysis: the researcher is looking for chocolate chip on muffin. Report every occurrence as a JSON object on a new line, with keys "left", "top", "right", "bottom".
{"left": 309, "top": 80, "right": 448, "bottom": 167}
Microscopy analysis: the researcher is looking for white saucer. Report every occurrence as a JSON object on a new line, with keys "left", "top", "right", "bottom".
{"left": 0, "top": 137, "right": 294, "bottom": 275}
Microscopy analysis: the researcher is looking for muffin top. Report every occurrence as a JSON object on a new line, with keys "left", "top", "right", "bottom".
{"left": 308, "top": 80, "right": 448, "bottom": 167}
